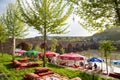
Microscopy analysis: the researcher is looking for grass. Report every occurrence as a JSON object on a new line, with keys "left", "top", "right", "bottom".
{"left": 0, "top": 53, "right": 42, "bottom": 80}
{"left": 0, "top": 53, "right": 114, "bottom": 80}
{"left": 47, "top": 63, "right": 113, "bottom": 80}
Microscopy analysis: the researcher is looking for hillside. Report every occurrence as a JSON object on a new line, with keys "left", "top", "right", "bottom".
{"left": 92, "top": 27, "right": 120, "bottom": 41}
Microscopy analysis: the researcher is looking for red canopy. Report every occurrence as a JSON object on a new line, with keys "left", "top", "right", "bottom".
{"left": 58, "top": 52, "right": 85, "bottom": 60}
{"left": 15, "top": 50, "right": 26, "bottom": 54}
{"left": 39, "top": 51, "right": 59, "bottom": 57}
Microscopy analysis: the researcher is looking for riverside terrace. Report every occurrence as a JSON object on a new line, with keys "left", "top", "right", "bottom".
{"left": 0, "top": 37, "right": 98, "bottom": 54}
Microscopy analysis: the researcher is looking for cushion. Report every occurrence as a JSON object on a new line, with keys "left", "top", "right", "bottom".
{"left": 35, "top": 68, "right": 50, "bottom": 74}
{"left": 24, "top": 73, "right": 40, "bottom": 78}
{"left": 18, "top": 59, "right": 29, "bottom": 63}
{"left": 38, "top": 71, "right": 54, "bottom": 76}
{"left": 12, "top": 60, "right": 21, "bottom": 67}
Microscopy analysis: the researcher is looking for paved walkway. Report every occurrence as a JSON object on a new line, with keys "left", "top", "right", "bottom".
{"left": 95, "top": 62, "right": 120, "bottom": 73}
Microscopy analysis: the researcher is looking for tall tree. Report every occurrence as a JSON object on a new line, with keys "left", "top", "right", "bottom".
{"left": 74, "top": 1, "right": 120, "bottom": 32}
{"left": 17, "top": 0, "right": 73, "bottom": 67}
{"left": 51, "top": 39, "right": 58, "bottom": 52}
{"left": 1, "top": 3, "right": 27, "bottom": 60}
{"left": 0, "top": 21, "right": 7, "bottom": 55}
{"left": 99, "top": 40, "right": 116, "bottom": 75}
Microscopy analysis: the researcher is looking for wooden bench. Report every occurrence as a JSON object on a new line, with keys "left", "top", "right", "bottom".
{"left": 11, "top": 60, "right": 39, "bottom": 70}
{"left": 109, "top": 72, "right": 120, "bottom": 79}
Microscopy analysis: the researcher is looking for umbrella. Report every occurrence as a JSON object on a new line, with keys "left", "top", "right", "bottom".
{"left": 88, "top": 57, "right": 103, "bottom": 62}
{"left": 24, "top": 50, "right": 39, "bottom": 56}
{"left": 15, "top": 50, "right": 26, "bottom": 55}
{"left": 112, "top": 60, "right": 120, "bottom": 65}
{"left": 58, "top": 52, "right": 85, "bottom": 60}
{"left": 38, "top": 51, "right": 59, "bottom": 57}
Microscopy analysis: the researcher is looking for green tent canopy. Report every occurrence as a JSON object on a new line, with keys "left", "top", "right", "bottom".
{"left": 24, "top": 50, "right": 39, "bottom": 56}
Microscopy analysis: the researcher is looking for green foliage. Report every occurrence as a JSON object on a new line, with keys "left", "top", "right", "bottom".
{"left": 17, "top": 0, "right": 73, "bottom": 35}
{"left": 28, "top": 44, "right": 33, "bottom": 50}
{"left": 60, "top": 48, "right": 65, "bottom": 54}
{"left": 51, "top": 39, "right": 58, "bottom": 52}
{"left": 1, "top": 3, "right": 27, "bottom": 39}
{"left": 34, "top": 45, "right": 41, "bottom": 52}
{"left": 17, "top": 0, "right": 73, "bottom": 67}
{"left": 0, "top": 22, "right": 7, "bottom": 42}
{"left": 99, "top": 40, "right": 116, "bottom": 75}
{"left": 0, "top": 73, "right": 9, "bottom": 80}
{"left": 40, "top": 48, "right": 44, "bottom": 53}
{"left": 92, "top": 27, "right": 120, "bottom": 41}
{"left": 76, "top": 1, "right": 119, "bottom": 33}
{"left": 0, "top": 53, "right": 42, "bottom": 80}
{"left": 99, "top": 40, "right": 116, "bottom": 57}
{"left": 0, "top": 3, "right": 28, "bottom": 60}
{"left": 0, "top": 53, "right": 114, "bottom": 80}
{"left": 47, "top": 63, "right": 113, "bottom": 80}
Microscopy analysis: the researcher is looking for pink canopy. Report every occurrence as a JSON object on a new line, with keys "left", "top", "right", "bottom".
{"left": 15, "top": 50, "right": 26, "bottom": 54}
{"left": 39, "top": 51, "right": 59, "bottom": 57}
{"left": 58, "top": 52, "right": 85, "bottom": 60}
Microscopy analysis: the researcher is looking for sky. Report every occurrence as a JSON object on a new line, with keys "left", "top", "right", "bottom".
{"left": 0, "top": 0, "right": 95, "bottom": 38}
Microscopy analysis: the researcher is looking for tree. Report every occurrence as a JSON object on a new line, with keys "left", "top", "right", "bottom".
{"left": 34, "top": 45, "right": 41, "bottom": 52}
{"left": 60, "top": 48, "right": 65, "bottom": 54}
{"left": 99, "top": 40, "right": 116, "bottom": 75}
{"left": 51, "top": 39, "right": 58, "bottom": 52}
{"left": 0, "top": 21, "right": 7, "bottom": 56}
{"left": 17, "top": 0, "right": 73, "bottom": 67}
{"left": 28, "top": 44, "right": 33, "bottom": 50}
{"left": 67, "top": 43, "right": 73, "bottom": 52}
{"left": 56, "top": 42, "right": 62, "bottom": 53}
{"left": 74, "top": 1, "right": 120, "bottom": 33}
{"left": 1, "top": 3, "right": 27, "bottom": 60}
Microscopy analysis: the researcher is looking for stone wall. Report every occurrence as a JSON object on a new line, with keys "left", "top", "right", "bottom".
{"left": 0, "top": 38, "right": 98, "bottom": 54}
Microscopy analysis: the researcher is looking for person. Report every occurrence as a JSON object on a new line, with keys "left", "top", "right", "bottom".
{"left": 47, "top": 57, "right": 51, "bottom": 62}
{"left": 94, "top": 63, "right": 97, "bottom": 70}
{"left": 88, "top": 64, "right": 92, "bottom": 70}
{"left": 79, "top": 62, "right": 84, "bottom": 66}
{"left": 87, "top": 62, "right": 92, "bottom": 70}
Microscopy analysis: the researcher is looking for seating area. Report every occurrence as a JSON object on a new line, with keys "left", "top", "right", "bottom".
{"left": 11, "top": 59, "right": 39, "bottom": 70}
{"left": 24, "top": 68, "right": 55, "bottom": 80}
{"left": 59, "top": 62, "right": 66, "bottom": 66}
{"left": 24, "top": 67, "right": 82, "bottom": 80}
{"left": 109, "top": 72, "right": 120, "bottom": 79}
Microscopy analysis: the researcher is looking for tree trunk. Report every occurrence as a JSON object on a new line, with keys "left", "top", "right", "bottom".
{"left": 106, "top": 56, "right": 108, "bottom": 75}
{"left": 100, "top": 53, "right": 103, "bottom": 70}
{"left": 12, "top": 37, "right": 16, "bottom": 60}
{"left": 43, "top": 28, "right": 47, "bottom": 67}
{"left": 1, "top": 43, "right": 3, "bottom": 56}
{"left": 110, "top": 57, "right": 113, "bottom": 72}
{"left": 0, "top": 41, "right": 4, "bottom": 56}
{"left": 43, "top": 0, "right": 47, "bottom": 67}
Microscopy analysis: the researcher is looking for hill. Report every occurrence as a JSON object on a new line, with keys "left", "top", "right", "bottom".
{"left": 92, "top": 27, "right": 120, "bottom": 41}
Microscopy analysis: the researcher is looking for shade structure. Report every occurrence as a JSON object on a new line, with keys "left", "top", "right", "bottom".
{"left": 88, "top": 57, "right": 103, "bottom": 62}
{"left": 39, "top": 51, "right": 59, "bottom": 57}
{"left": 112, "top": 60, "right": 120, "bottom": 65}
{"left": 15, "top": 50, "right": 26, "bottom": 54}
{"left": 24, "top": 50, "right": 39, "bottom": 56}
{"left": 58, "top": 52, "right": 85, "bottom": 60}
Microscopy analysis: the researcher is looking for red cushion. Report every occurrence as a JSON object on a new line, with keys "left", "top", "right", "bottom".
{"left": 38, "top": 71, "right": 54, "bottom": 76}
{"left": 35, "top": 68, "right": 50, "bottom": 74}
{"left": 18, "top": 59, "right": 29, "bottom": 63}
{"left": 27, "top": 62, "right": 39, "bottom": 67}
{"left": 12, "top": 60, "right": 21, "bottom": 67}
{"left": 25, "top": 73, "right": 40, "bottom": 78}
{"left": 109, "top": 72, "right": 120, "bottom": 79}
